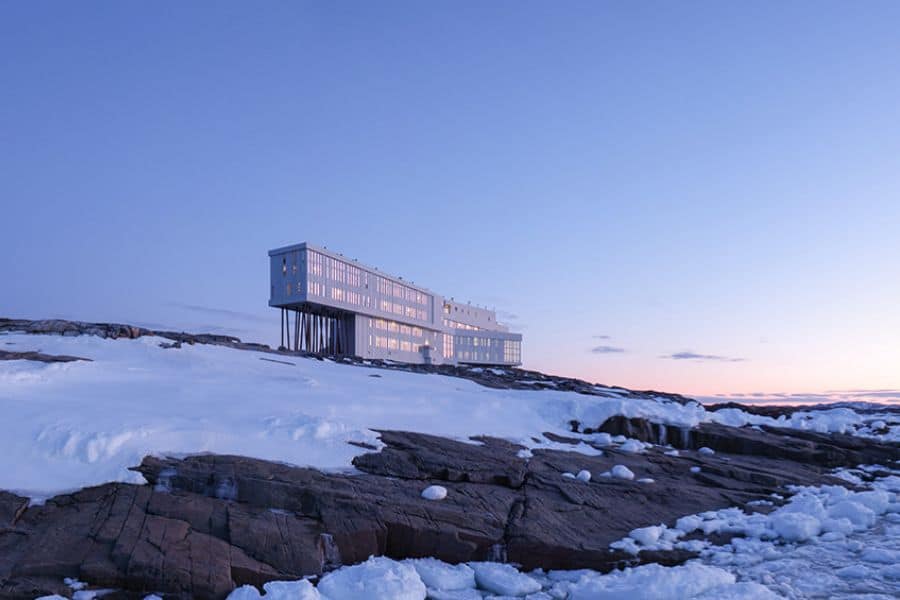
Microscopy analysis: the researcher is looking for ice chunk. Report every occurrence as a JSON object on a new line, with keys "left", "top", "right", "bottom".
{"left": 695, "top": 582, "right": 781, "bottom": 599}
{"left": 630, "top": 525, "right": 663, "bottom": 546}
{"left": 851, "top": 490, "right": 891, "bottom": 515}
{"left": 836, "top": 564, "right": 869, "bottom": 579}
{"left": 405, "top": 558, "right": 475, "bottom": 591}
{"left": 698, "top": 447, "right": 715, "bottom": 456}
{"left": 469, "top": 562, "right": 542, "bottom": 596}
{"left": 425, "top": 589, "right": 482, "bottom": 600}
{"left": 827, "top": 500, "right": 876, "bottom": 530}
{"left": 261, "top": 580, "right": 320, "bottom": 599}
{"left": 568, "top": 563, "right": 735, "bottom": 599}
{"left": 421, "top": 485, "right": 448, "bottom": 501}
{"left": 317, "top": 556, "right": 426, "bottom": 600}
{"left": 769, "top": 512, "right": 821, "bottom": 542}
{"left": 675, "top": 515, "right": 703, "bottom": 534}
{"left": 860, "top": 547, "right": 899, "bottom": 564}
{"left": 576, "top": 469, "right": 592, "bottom": 482}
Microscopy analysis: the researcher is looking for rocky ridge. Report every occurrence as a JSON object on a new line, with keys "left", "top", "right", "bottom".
{"left": 2, "top": 423, "right": 897, "bottom": 599}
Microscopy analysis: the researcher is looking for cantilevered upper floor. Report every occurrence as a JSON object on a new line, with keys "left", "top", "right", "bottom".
{"left": 268, "top": 242, "right": 522, "bottom": 366}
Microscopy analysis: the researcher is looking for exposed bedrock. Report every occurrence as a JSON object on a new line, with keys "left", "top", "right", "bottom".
{"left": 595, "top": 416, "right": 899, "bottom": 467}
{"left": 3, "top": 426, "right": 896, "bottom": 599}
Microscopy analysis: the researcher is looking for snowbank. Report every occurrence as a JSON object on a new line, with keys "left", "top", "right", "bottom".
{"left": 0, "top": 333, "right": 705, "bottom": 496}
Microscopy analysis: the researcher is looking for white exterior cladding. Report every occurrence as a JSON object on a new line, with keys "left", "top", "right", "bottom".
{"left": 268, "top": 242, "right": 522, "bottom": 366}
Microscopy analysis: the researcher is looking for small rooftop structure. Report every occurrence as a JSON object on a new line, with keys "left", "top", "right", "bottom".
{"left": 268, "top": 242, "right": 522, "bottom": 366}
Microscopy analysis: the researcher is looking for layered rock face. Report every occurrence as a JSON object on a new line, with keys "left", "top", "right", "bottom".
{"left": 2, "top": 425, "right": 895, "bottom": 599}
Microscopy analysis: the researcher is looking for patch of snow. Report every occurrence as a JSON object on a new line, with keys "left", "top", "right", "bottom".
{"left": 468, "top": 562, "right": 542, "bottom": 596}
{"left": 617, "top": 438, "right": 648, "bottom": 453}
{"left": 698, "top": 446, "right": 715, "bottom": 456}
{"left": 316, "top": 556, "right": 425, "bottom": 600}
{"left": 404, "top": 558, "right": 475, "bottom": 591}
{"left": 576, "top": 469, "right": 591, "bottom": 482}
{"left": 567, "top": 563, "right": 736, "bottom": 599}
{"left": 611, "top": 465, "right": 634, "bottom": 480}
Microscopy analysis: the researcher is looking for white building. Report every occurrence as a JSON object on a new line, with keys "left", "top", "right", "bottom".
{"left": 269, "top": 242, "right": 522, "bottom": 366}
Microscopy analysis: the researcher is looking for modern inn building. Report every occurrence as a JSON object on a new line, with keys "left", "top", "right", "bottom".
{"left": 268, "top": 242, "right": 522, "bottom": 366}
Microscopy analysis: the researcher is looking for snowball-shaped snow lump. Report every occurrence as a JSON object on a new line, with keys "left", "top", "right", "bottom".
{"left": 611, "top": 465, "right": 635, "bottom": 480}
{"left": 576, "top": 469, "right": 592, "bottom": 482}
{"left": 317, "top": 556, "right": 426, "bottom": 600}
{"left": 421, "top": 485, "right": 448, "bottom": 501}
{"left": 698, "top": 447, "right": 715, "bottom": 456}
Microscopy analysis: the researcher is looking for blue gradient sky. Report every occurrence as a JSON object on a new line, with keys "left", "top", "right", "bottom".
{"left": 3, "top": 2, "right": 900, "bottom": 398}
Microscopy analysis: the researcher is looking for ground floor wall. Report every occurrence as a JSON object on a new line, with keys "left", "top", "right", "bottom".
{"left": 355, "top": 314, "right": 444, "bottom": 364}
{"left": 278, "top": 306, "right": 521, "bottom": 366}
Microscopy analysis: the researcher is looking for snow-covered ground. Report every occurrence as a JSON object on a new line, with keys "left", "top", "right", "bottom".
{"left": 0, "top": 332, "right": 897, "bottom": 498}
{"left": 6, "top": 331, "right": 898, "bottom": 599}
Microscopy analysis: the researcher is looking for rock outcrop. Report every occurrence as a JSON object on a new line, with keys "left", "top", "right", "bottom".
{"left": 0, "top": 349, "right": 91, "bottom": 363}
{"left": 2, "top": 426, "right": 895, "bottom": 599}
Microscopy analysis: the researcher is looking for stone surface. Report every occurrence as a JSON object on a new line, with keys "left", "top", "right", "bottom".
{"left": 2, "top": 426, "right": 896, "bottom": 599}
{"left": 0, "top": 349, "right": 91, "bottom": 363}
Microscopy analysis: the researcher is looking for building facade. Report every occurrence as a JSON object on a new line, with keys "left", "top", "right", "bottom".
{"left": 269, "top": 242, "right": 522, "bottom": 366}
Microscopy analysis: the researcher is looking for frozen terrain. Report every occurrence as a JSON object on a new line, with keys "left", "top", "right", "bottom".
{"left": 1, "top": 331, "right": 897, "bottom": 499}
{"left": 1, "top": 324, "right": 898, "bottom": 599}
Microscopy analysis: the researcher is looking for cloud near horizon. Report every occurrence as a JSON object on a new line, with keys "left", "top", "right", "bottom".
{"left": 696, "top": 389, "right": 900, "bottom": 406}
{"left": 661, "top": 351, "right": 745, "bottom": 362}
{"left": 590, "top": 345, "right": 626, "bottom": 354}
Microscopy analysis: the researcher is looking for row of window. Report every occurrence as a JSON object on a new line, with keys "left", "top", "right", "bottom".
{"left": 370, "top": 318, "right": 424, "bottom": 338}
{"left": 443, "top": 334, "right": 454, "bottom": 359}
{"left": 379, "top": 299, "right": 428, "bottom": 321}
{"left": 444, "top": 319, "right": 481, "bottom": 331}
{"left": 376, "top": 277, "right": 430, "bottom": 306}
{"left": 503, "top": 340, "right": 522, "bottom": 363}
{"left": 303, "top": 249, "right": 433, "bottom": 322}
{"left": 372, "top": 335, "right": 417, "bottom": 353}
{"left": 455, "top": 336, "right": 502, "bottom": 347}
